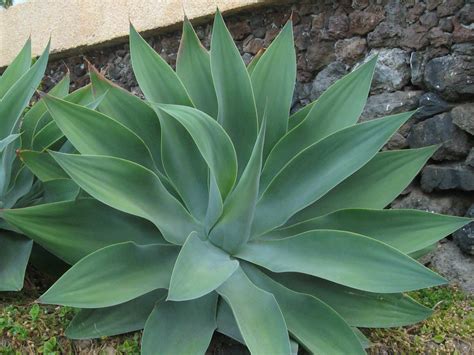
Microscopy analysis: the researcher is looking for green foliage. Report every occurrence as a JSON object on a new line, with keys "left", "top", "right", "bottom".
{"left": 369, "top": 285, "right": 473, "bottom": 354}
{"left": 3, "top": 10, "right": 471, "bottom": 354}
{"left": 0, "top": 40, "right": 111, "bottom": 292}
{"left": 0, "top": 39, "right": 49, "bottom": 291}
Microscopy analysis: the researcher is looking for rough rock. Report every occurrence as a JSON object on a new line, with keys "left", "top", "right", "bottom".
{"left": 414, "top": 92, "right": 451, "bottom": 120}
{"left": 466, "top": 148, "right": 474, "bottom": 167}
{"left": 367, "top": 21, "right": 402, "bottom": 48}
{"left": 242, "top": 35, "right": 264, "bottom": 55}
{"left": 420, "top": 12, "right": 439, "bottom": 29}
{"left": 368, "top": 48, "right": 410, "bottom": 92}
{"left": 451, "top": 103, "right": 474, "bottom": 135}
{"left": 428, "top": 27, "right": 452, "bottom": 47}
{"left": 458, "top": 4, "right": 474, "bottom": 25}
{"left": 349, "top": 9, "right": 384, "bottom": 35}
{"left": 326, "top": 14, "right": 349, "bottom": 39}
{"left": 304, "top": 41, "right": 336, "bottom": 72}
{"left": 386, "top": 132, "right": 408, "bottom": 150}
{"left": 310, "top": 62, "right": 348, "bottom": 100}
{"left": 437, "top": 0, "right": 464, "bottom": 17}
{"left": 334, "top": 37, "right": 366, "bottom": 64}
{"left": 400, "top": 24, "right": 430, "bottom": 50}
{"left": 424, "top": 52, "right": 474, "bottom": 100}
{"left": 407, "top": 3, "right": 426, "bottom": 24}
{"left": 410, "top": 51, "right": 426, "bottom": 86}
{"left": 452, "top": 17, "right": 474, "bottom": 43}
{"left": 421, "top": 164, "right": 474, "bottom": 192}
{"left": 429, "top": 240, "right": 474, "bottom": 293}
{"left": 228, "top": 21, "right": 251, "bottom": 40}
{"left": 407, "top": 113, "right": 471, "bottom": 161}
{"left": 439, "top": 17, "right": 454, "bottom": 32}
{"left": 360, "top": 90, "right": 421, "bottom": 121}
{"left": 426, "top": 0, "right": 442, "bottom": 12}
{"left": 453, "top": 204, "right": 474, "bottom": 255}
{"left": 391, "top": 187, "right": 471, "bottom": 216}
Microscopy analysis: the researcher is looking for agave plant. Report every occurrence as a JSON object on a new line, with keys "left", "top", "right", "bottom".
{"left": 0, "top": 39, "right": 53, "bottom": 291}
{"left": 0, "top": 40, "right": 110, "bottom": 291}
{"left": 4, "top": 11, "right": 471, "bottom": 354}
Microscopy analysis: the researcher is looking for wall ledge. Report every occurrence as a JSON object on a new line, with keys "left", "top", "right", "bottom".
{"left": 0, "top": 0, "right": 281, "bottom": 68}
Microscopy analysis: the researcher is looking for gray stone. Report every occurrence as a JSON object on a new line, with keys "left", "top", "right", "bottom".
{"left": 458, "top": 4, "right": 474, "bottom": 25}
{"left": 410, "top": 51, "right": 426, "bottom": 86}
{"left": 426, "top": 0, "right": 442, "bottom": 12}
{"left": 414, "top": 92, "right": 451, "bottom": 120}
{"left": 451, "top": 103, "right": 474, "bottom": 135}
{"left": 453, "top": 204, "right": 474, "bottom": 255}
{"left": 430, "top": 240, "right": 474, "bottom": 293}
{"left": 439, "top": 17, "right": 454, "bottom": 32}
{"left": 437, "top": 0, "right": 463, "bottom": 17}
{"left": 310, "top": 62, "right": 348, "bottom": 100}
{"left": 326, "top": 14, "right": 349, "bottom": 39}
{"left": 453, "top": 43, "right": 474, "bottom": 56}
{"left": 367, "top": 22, "right": 402, "bottom": 48}
{"left": 428, "top": 27, "right": 452, "bottom": 47}
{"left": 424, "top": 53, "right": 474, "bottom": 100}
{"left": 334, "top": 37, "right": 367, "bottom": 64}
{"left": 466, "top": 148, "right": 474, "bottom": 167}
{"left": 349, "top": 9, "right": 384, "bottom": 35}
{"left": 420, "top": 12, "right": 438, "bottom": 29}
{"left": 304, "top": 41, "right": 336, "bottom": 72}
{"left": 391, "top": 187, "right": 471, "bottom": 216}
{"left": 400, "top": 24, "right": 430, "bottom": 50}
{"left": 360, "top": 90, "right": 422, "bottom": 121}
{"left": 386, "top": 132, "right": 408, "bottom": 150}
{"left": 242, "top": 35, "right": 264, "bottom": 55}
{"left": 407, "top": 113, "right": 471, "bottom": 161}
{"left": 367, "top": 48, "right": 410, "bottom": 92}
{"left": 421, "top": 163, "right": 474, "bottom": 192}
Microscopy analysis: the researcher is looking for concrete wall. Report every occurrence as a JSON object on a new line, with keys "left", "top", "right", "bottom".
{"left": 0, "top": 0, "right": 280, "bottom": 68}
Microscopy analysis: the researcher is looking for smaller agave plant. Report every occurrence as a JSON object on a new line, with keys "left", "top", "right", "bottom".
{"left": 0, "top": 40, "right": 107, "bottom": 291}
{"left": 4, "top": 11, "right": 471, "bottom": 354}
{"left": 0, "top": 39, "right": 55, "bottom": 291}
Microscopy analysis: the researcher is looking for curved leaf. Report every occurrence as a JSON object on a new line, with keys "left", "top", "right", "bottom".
{"left": 211, "top": 10, "right": 258, "bottom": 175}
{"left": 254, "top": 112, "right": 412, "bottom": 236}
{"left": 21, "top": 74, "right": 70, "bottom": 149}
{"left": 0, "top": 41, "right": 49, "bottom": 136}
{"left": 43, "top": 95, "right": 157, "bottom": 171}
{"left": 0, "top": 39, "right": 31, "bottom": 98}
{"left": 288, "top": 101, "right": 315, "bottom": 131}
{"left": 50, "top": 152, "right": 201, "bottom": 245}
{"left": 289, "top": 146, "right": 437, "bottom": 222}
{"left": 209, "top": 116, "right": 266, "bottom": 253}
{"left": 156, "top": 104, "right": 237, "bottom": 200}
{"left": 0, "top": 232, "right": 32, "bottom": 291}
{"left": 271, "top": 209, "right": 470, "bottom": 254}
{"left": 142, "top": 293, "right": 217, "bottom": 355}
{"left": 251, "top": 20, "right": 296, "bottom": 155}
{"left": 66, "top": 289, "right": 166, "bottom": 339}
{"left": 237, "top": 230, "right": 446, "bottom": 293}
{"left": 3, "top": 198, "right": 165, "bottom": 264}
{"left": 262, "top": 57, "right": 376, "bottom": 184}
{"left": 0, "top": 134, "right": 20, "bottom": 152}
{"left": 242, "top": 263, "right": 364, "bottom": 354}
{"left": 130, "top": 24, "right": 192, "bottom": 106}
{"left": 176, "top": 17, "right": 218, "bottom": 118}
{"left": 270, "top": 272, "right": 432, "bottom": 328}
{"left": 19, "top": 150, "right": 69, "bottom": 182}
{"left": 168, "top": 232, "right": 238, "bottom": 301}
{"left": 217, "top": 267, "right": 291, "bottom": 355}
{"left": 40, "top": 242, "right": 178, "bottom": 308}
{"left": 89, "top": 65, "right": 164, "bottom": 171}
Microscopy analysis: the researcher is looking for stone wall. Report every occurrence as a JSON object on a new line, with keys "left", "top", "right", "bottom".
{"left": 44, "top": 0, "right": 473, "bottom": 257}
